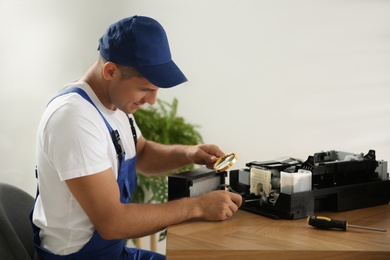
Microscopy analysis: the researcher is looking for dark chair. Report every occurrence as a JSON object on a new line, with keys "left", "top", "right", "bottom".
{"left": 0, "top": 182, "right": 35, "bottom": 259}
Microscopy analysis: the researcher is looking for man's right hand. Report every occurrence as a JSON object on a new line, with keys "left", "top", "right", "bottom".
{"left": 192, "top": 190, "right": 242, "bottom": 221}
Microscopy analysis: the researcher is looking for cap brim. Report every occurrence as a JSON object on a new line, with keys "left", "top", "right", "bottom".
{"left": 135, "top": 60, "right": 187, "bottom": 88}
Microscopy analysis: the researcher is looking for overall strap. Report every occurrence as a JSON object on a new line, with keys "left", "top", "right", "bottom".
{"left": 49, "top": 87, "right": 137, "bottom": 155}
{"left": 50, "top": 87, "right": 114, "bottom": 134}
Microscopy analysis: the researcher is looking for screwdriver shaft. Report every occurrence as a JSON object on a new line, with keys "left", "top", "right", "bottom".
{"left": 244, "top": 199, "right": 262, "bottom": 203}
{"left": 349, "top": 224, "right": 387, "bottom": 232}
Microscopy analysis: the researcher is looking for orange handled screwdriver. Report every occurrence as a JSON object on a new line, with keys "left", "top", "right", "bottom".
{"left": 307, "top": 215, "right": 387, "bottom": 232}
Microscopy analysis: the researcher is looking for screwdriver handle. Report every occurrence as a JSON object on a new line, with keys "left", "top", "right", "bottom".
{"left": 307, "top": 215, "right": 348, "bottom": 231}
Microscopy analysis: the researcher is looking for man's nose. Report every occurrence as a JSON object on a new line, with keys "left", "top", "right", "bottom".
{"left": 145, "top": 91, "right": 157, "bottom": 105}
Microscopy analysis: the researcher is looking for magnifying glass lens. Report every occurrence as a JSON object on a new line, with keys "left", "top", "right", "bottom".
{"left": 213, "top": 152, "right": 237, "bottom": 172}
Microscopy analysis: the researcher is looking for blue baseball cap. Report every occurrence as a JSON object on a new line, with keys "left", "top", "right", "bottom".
{"left": 98, "top": 16, "right": 187, "bottom": 88}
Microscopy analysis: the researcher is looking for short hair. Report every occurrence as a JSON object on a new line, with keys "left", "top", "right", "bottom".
{"left": 98, "top": 56, "right": 143, "bottom": 80}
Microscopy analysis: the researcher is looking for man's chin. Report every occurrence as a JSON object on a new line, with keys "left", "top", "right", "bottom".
{"left": 129, "top": 106, "right": 141, "bottom": 114}
{"left": 125, "top": 108, "right": 138, "bottom": 114}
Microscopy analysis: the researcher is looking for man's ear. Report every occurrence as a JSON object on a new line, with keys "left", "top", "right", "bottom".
{"left": 102, "top": 62, "right": 120, "bottom": 80}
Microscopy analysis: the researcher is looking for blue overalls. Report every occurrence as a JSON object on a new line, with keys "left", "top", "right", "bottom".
{"left": 30, "top": 88, "right": 165, "bottom": 260}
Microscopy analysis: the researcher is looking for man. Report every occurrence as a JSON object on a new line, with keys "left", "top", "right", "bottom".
{"left": 31, "top": 15, "right": 242, "bottom": 259}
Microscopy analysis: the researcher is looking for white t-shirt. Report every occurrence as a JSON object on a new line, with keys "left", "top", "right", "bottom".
{"left": 32, "top": 81, "right": 141, "bottom": 255}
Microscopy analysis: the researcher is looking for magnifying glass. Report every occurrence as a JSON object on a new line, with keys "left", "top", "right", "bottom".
{"left": 213, "top": 152, "right": 238, "bottom": 172}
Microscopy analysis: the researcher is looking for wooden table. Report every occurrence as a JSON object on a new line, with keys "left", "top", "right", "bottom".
{"left": 166, "top": 204, "right": 390, "bottom": 259}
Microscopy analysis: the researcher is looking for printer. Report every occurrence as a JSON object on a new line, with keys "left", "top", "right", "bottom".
{"left": 168, "top": 149, "right": 390, "bottom": 219}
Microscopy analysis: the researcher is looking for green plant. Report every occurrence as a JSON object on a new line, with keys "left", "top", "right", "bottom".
{"left": 132, "top": 98, "right": 203, "bottom": 241}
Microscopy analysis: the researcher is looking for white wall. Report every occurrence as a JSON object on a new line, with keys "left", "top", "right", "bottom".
{"left": 1, "top": 0, "right": 390, "bottom": 253}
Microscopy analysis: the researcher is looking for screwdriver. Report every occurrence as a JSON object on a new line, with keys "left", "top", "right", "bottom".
{"left": 240, "top": 197, "right": 263, "bottom": 208}
{"left": 307, "top": 215, "right": 387, "bottom": 232}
